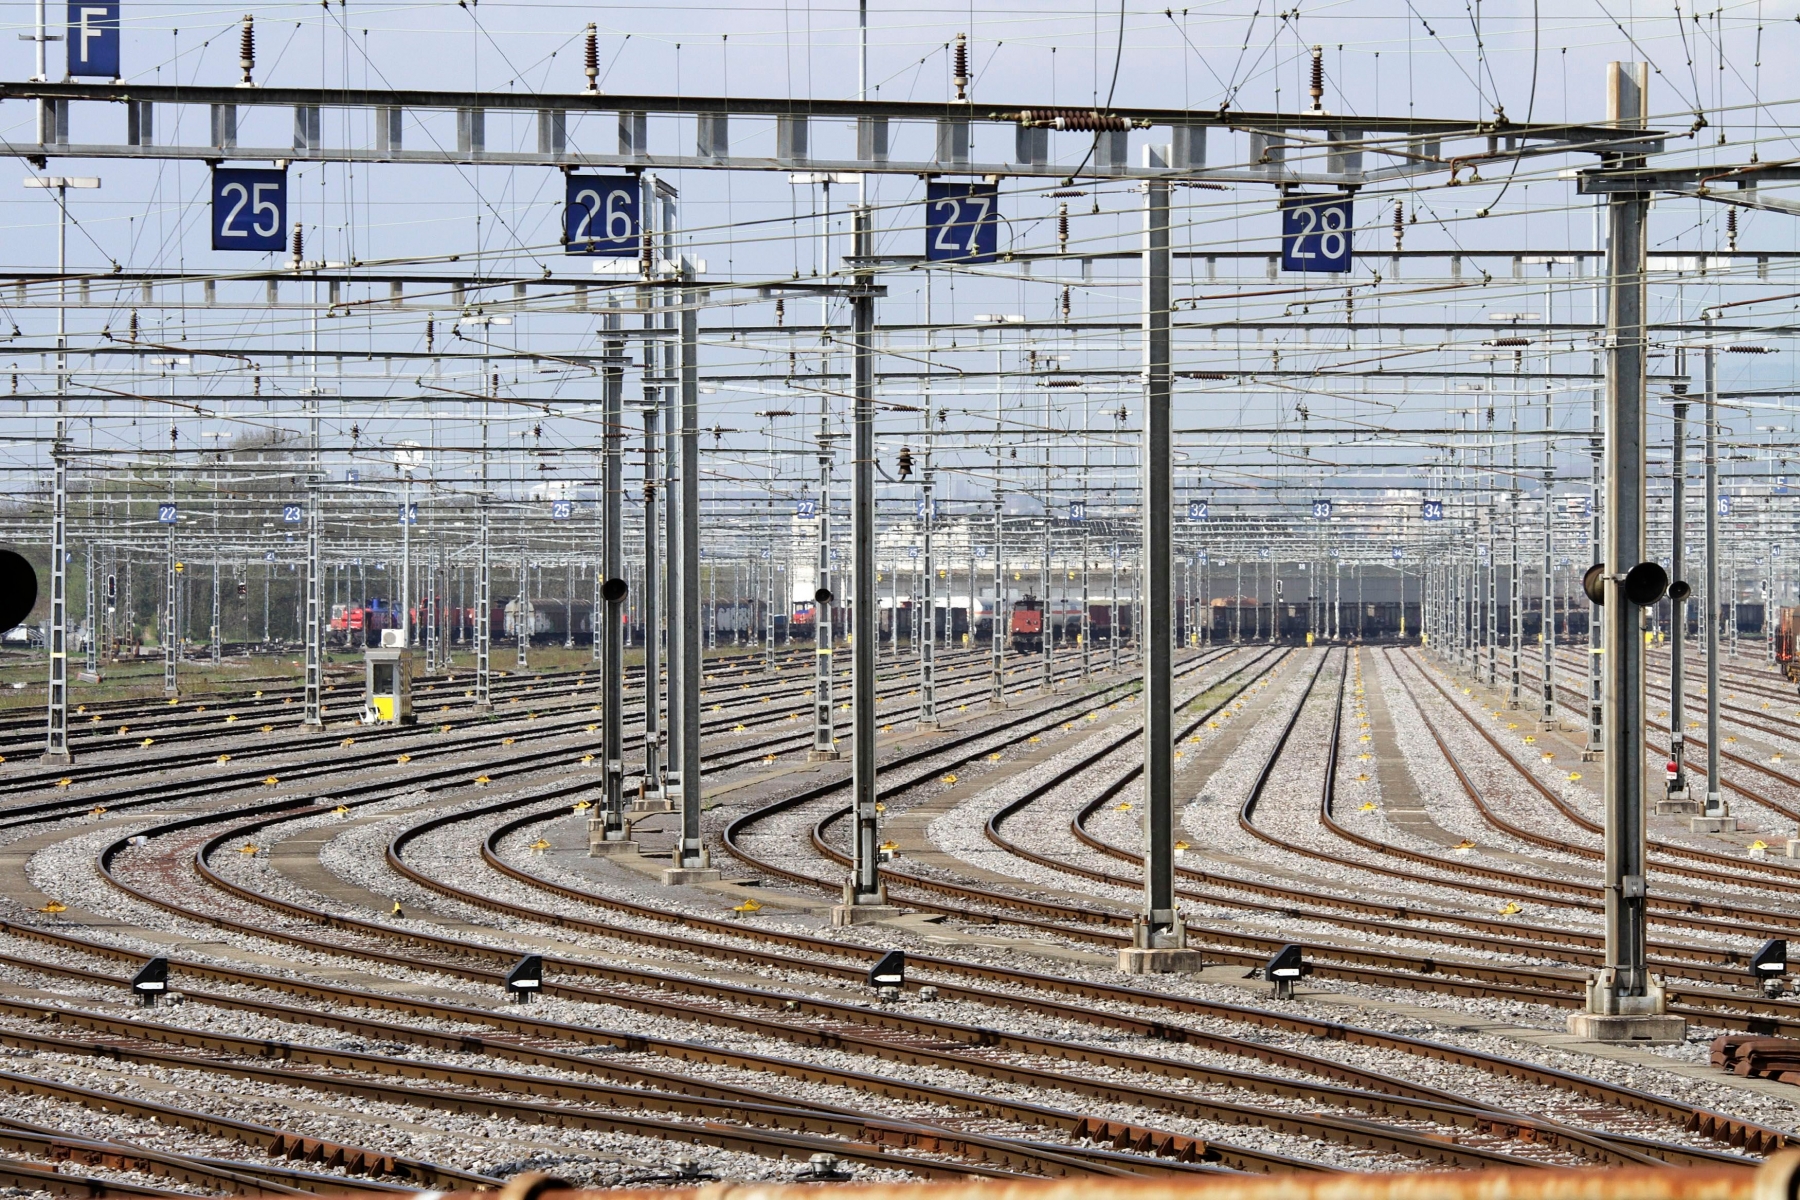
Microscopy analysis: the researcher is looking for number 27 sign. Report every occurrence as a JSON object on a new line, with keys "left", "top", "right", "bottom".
{"left": 212, "top": 168, "right": 287, "bottom": 252}
{"left": 925, "top": 182, "right": 999, "bottom": 264}
{"left": 1280, "top": 194, "right": 1352, "bottom": 273}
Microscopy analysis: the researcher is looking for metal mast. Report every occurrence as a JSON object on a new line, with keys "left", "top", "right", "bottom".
{"left": 839, "top": 206, "right": 888, "bottom": 921}
{"left": 1572, "top": 61, "right": 1682, "bottom": 1043}
{"left": 1122, "top": 178, "right": 1197, "bottom": 974}
{"left": 1667, "top": 394, "right": 1691, "bottom": 803}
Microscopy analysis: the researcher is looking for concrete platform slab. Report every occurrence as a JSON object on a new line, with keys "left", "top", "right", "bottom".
{"left": 1565, "top": 1011, "right": 1688, "bottom": 1044}
{"left": 830, "top": 903, "right": 904, "bottom": 927}
{"left": 661, "top": 866, "right": 723, "bottom": 885}
{"left": 1117, "top": 947, "right": 1206, "bottom": 974}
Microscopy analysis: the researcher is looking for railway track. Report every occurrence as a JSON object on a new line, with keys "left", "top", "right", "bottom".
{"left": 0, "top": 634, "right": 1794, "bottom": 1187}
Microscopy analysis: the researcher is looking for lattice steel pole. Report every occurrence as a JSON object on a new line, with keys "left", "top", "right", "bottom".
{"left": 45, "top": 380, "right": 69, "bottom": 761}
{"left": 163, "top": 454, "right": 178, "bottom": 699}
{"left": 82, "top": 544, "right": 96, "bottom": 678}
{"left": 475, "top": 395, "right": 492, "bottom": 713}
{"left": 515, "top": 549, "right": 528, "bottom": 670}
{"left": 1704, "top": 321, "right": 1725, "bottom": 819}
{"left": 1508, "top": 383, "right": 1521, "bottom": 707}
{"left": 1668, "top": 395, "right": 1691, "bottom": 803}
{"left": 1541, "top": 370, "right": 1557, "bottom": 729}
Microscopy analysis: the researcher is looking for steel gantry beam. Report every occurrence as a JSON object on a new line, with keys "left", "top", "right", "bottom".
{"left": 0, "top": 80, "right": 1660, "bottom": 188}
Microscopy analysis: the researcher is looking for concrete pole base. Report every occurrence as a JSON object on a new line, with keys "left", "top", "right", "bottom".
{"left": 39, "top": 751, "right": 71, "bottom": 766}
{"left": 807, "top": 749, "right": 843, "bottom": 762}
{"left": 661, "top": 866, "right": 722, "bottom": 885}
{"left": 1565, "top": 1011, "right": 1687, "bottom": 1043}
{"left": 830, "top": 903, "right": 904, "bottom": 926}
{"left": 1655, "top": 798, "right": 1699, "bottom": 815}
{"left": 1117, "top": 947, "right": 1207, "bottom": 974}
{"left": 1580, "top": 748, "right": 1604, "bottom": 762}
{"left": 629, "top": 797, "right": 674, "bottom": 814}
{"left": 1689, "top": 814, "right": 1739, "bottom": 833}
{"left": 587, "top": 838, "right": 640, "bottom": 858}
{"left": 1537, "top": 719, "right": 1560, "bottom": 732}
{"left": 77, "top": 670, "right": 102, "bottom": 684}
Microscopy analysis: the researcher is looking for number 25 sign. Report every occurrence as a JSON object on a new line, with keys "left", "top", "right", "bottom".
{"left": 212, "top": 168, "right": 287, "bottom": 252}
{"left": 1280, "top": 194, "right": 1352, "bottom": 273}
{"left": 565, "top": 175, "right": 640, "bottom": 256}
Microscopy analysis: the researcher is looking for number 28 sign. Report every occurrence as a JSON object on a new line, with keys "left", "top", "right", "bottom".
{"left": 565, "top": 175, "right": 640, "bottom": 256}
{"left": 212, "top": 168, "right": 287, "bottom": 252}
{"left": 925, "top": 182, "right": 999, "bottom": 264}
{"left": 1280, "top": 194, "right": 1353, "bottom": 273}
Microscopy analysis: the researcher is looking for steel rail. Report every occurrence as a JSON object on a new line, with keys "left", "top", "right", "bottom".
{"left": 0, "top": 998, "right": 1064, "bottom": 1182}
{"left": 0, "top": 1066, "right": 493, "bottom": 1189}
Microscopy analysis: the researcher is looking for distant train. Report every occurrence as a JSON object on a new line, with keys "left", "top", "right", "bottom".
{"left": 1010, "top": 596, "right": 1046, "bottom": 654}
{"left": 1778, "top": 607, "right": 1800, "bottom": 683}
{"left": 502, "top": 597, "right": 594, "bottom": 643}
{"left": 328, "top": 600, "right": 396, "bottom": 646}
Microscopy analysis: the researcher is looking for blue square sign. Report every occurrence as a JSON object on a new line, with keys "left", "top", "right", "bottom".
{"left": 1281, "top": 195, "right": 1353, "bottom": 273}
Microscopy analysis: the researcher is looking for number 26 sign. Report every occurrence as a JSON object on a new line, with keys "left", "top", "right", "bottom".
{"left": 1280, "top": 194, "right": 1352, "bottom": 273}
{"left": 212, "top": 168, "right": 287, "bottom": 252}
{"left": 565, "top": 175, "right": 640, "bottom": 256}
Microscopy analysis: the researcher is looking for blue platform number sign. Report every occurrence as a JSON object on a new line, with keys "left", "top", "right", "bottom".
{"left": 564, "top": 175, "right": 640, "bottom": 257}
{"left": 1068, "top": 501, "right": 1086, "bottom": 522}
{"left": 1312, "top": 499, "right": 1332, "bottom": 520}
{"left": 212, "top": 168, "right": 287, "bottom": 252}
{"left": 1720, "top": 495, "right": 1732, "bottom": 517}
{"left": 550, "top": 500, "right": 573, "bottom": 521}
{"left": 67, "top": 2, "right": 119, "bottom": 78}
{"left": 1421, "top": 498, "right": 1445, "bottom": 522}
{"left": 908, "top": 547, "right": 919, "bottom": 559}
{"left": 1779, "top": 475, "right": 1790, "bottom": 495}
{"left": 263, "top": 551, "right": 277, "bottom": 563}
{"left": 925, "top": 182, "right": 999, "bottom": 264}
{"left": 280, "top": 504, "right": 302, "bottom": 524}
{"left": 1392, "top": 545, "right": 1404, "bottom": 561}
{"left": 795, "top": 498, "right": 817, "bottom": 520}
{"left": 1280, "top": 194, "right": 1353, "bottom": 273}
{"left": 156, "top": 503, "right": 177, "bottom": 524}
{"left": 398, "top": 502, "right": 418, "bottom": 526}
{"left": 915, "top": 499, "right": 940, "bottom": 520}
{"left": 1188, "top": 500, "right": 1209, "bottom": 522}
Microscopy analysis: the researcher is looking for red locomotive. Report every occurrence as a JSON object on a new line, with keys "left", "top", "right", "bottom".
{"left": 1010, "top": 595, "right": 1045, "bottom": 654}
